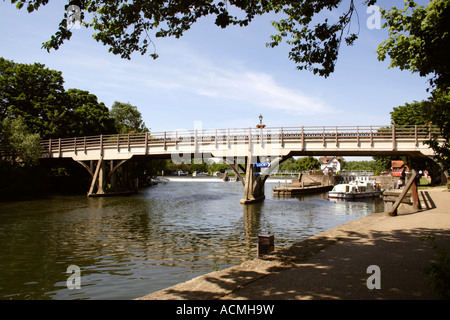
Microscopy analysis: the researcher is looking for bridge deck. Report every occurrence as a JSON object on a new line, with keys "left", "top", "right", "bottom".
{"left": 39, "top": 125, "right": 442, "bottom": 161}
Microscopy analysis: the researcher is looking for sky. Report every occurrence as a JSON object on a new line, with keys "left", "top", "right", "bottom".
{"left": 0, "top": 1, "right": 431, "bottom": 137}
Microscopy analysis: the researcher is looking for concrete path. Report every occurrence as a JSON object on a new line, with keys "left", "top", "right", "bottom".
{"left": 138, "top": 188, "right": 450, "bottom": 300}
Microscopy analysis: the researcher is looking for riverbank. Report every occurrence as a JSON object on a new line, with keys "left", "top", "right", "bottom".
{"left": 138, "top": 187, "right": 450, "bottom": 300}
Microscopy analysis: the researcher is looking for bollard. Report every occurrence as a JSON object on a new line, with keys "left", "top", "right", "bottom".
{"left": 258, "top": 234, "right": 274, "bottom": 257}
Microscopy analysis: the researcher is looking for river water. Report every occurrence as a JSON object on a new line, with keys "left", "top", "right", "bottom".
{"left": 0, "top": 177, "right": 383, "bottom": 300}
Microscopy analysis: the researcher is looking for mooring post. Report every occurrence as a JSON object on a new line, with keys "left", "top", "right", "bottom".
{"left": 258, "top": 234, "right": 274, "bottom": 257}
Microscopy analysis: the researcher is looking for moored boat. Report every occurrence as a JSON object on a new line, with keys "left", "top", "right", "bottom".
{"left": 328, "top": 180, "right": 382, "bottom": 200}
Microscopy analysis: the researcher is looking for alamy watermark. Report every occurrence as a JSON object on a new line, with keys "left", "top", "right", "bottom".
{"left": 66, "top": 265, "right": 81, "bottom": 289}
{"left": 366, "top": 265, "right": 381, "bottom": 289}
{"left": 66, "top": 5, "right": 81, "bottom": 30}
{"left": 64, "top": 5, "right": 381, "bottom": 31}
{"left": 366, "top": 5, "right": 382, "bottom": 30}
{"left": 170, "top": 121, "right": 283, "bottom": 175}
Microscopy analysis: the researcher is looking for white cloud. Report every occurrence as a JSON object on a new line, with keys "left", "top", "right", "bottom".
{"left": 116, "top": 50, "right": 334, "bottom": 116}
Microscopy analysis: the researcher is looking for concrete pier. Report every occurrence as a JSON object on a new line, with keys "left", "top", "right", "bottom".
{"left": 273, "top": 173, "right": 335, "bottom": 197}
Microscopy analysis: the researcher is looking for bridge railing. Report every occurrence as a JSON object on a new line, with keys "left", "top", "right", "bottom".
{"left": 38, "top": 125, "right": 441, "bottom": 157}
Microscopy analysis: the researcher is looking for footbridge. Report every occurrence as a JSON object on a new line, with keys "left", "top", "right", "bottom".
{"left": 40, "top": 125, "right": 443, "bottom": 203}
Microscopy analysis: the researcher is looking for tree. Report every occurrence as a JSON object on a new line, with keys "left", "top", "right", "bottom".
{"left": 377, "top": 0, "right": 450, "bottom": 175}
{"left": 297, "top": 156, "right": 320, "bottom": 172}
{"left": 65, "top": 88, "right": 117, "bottom": 136}
{"left": 377, "top": 0, "right": 450, "bottom": 89}
{"left": 110, "top": 101, "right": 148, "bottom": 134}
{"left": 279, "top": 156, "right": 320, "bottom": 172}
{"left": 390, "top": 101, "right": 430, "bottom": 126}
{"left": 422, "top": 88, "right": 450, "bottom": 176}
{"left": 12, "top": 0, "right": 376, "bottom": 78}
{"left": 0, "top": 57, "right": 67, "bottom": 138}
{"left": 0, "top": 116, "right": 41, "bottom": 167}
{"left": 0, "top": 58, "right": 117, "bottom": 139}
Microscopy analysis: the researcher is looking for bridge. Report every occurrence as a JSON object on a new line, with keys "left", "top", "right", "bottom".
{"left": 39, "top": 125, "right": 443, "bottom": 204}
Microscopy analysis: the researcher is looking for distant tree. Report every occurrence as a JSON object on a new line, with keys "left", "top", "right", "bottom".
{"left": 297, "top": 156, "right": 321, "bottom": 172}
{"left": 0, "top": 116, "right": 41, "bottom": 167}
{"left": 110, "top": 101, "right": 148, "bottom": 134}
{"left": 0, "top": 116, "right": 48, "bottom": 200}
{"left": 279, "top": 156, "right": 320, "bottom": 172}
{"left": 390, "top": 101, "right": 430, "bottom": 126}
{"left": 279, "top": 158, "right": 297, "bottom": 172}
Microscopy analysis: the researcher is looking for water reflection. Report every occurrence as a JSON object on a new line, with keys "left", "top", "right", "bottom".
{"left": 0, "top": 180, "right": 384, "bottom": 300}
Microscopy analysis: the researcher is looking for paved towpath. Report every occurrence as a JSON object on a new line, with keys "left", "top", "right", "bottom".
{"left": 138, "top": 187, "right": 450, "bottom": 300}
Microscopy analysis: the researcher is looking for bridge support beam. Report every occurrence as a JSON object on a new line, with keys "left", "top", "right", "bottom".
{"left": 76, "top": 157, "right": 138, "bottom": 197}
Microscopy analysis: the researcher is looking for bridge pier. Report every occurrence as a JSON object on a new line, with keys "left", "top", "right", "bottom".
{"left": 240, "top": 154, "right": 266, "bottom": 204}
{"left": 76, "top": 157, "right": 138, "bottom": 197}
{"left": 224, "top": 153, "right": 289, "bottom": 205}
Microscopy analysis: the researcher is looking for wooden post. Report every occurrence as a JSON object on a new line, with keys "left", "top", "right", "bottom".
{"left": 258, "top": 234, "right": 274, "bottom": 257}
{"left": 144, "top": 132, "right": 148, "bottom": 155}
{"left": 322, "top": 126, "right": 325, "bottom": 147}
{"left": 164, "top": 132, "right": 167, "bottom": 150}
{"left": 301, "top": 126, "right": 305, "bottom": 151}
{"left": 248, "top": 128, "right": 252, "bottom": 152}
{"left": 215, "top": 129, "right": 218, "bottom": 149}
{"left": 415, "top": 125, "right": 418, "bottom": 147}
{"left": 100, "top": 134, "right": 103, "bottom": 157}
{"left": 48, "top": 138, "right": 52, "bottom": 158}
{"left": 411, "top": 174, "right": 421, "bottom": 210}
{"left": 335, "top": 126, "right": 338, "bottom": 147}
{"left": 356, "top": 126, "right": 360, "bottom": 147}
{"left": 392, "top": 125, "right": 396, "bottom": 151}
{"left": 88, "top": 156, "right": 104, "bottom": 196}
{"left": 388, "top": 169, "right": 418, "bottom": 216}
{"left": 370, "top": 126, "right": 373, "bottom": 147}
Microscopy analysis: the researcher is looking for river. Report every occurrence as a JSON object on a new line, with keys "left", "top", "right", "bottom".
{"left": 0, "top": 177, "right": 384, "bottom": 300}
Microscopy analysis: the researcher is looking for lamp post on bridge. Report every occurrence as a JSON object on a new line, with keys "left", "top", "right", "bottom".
{"left": 257, "top": 114, "right": 265, "bottom": 129}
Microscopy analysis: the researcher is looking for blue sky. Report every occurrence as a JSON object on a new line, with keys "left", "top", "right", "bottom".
{"left": 0, "top": 1, "right": 431, "bottom": 135}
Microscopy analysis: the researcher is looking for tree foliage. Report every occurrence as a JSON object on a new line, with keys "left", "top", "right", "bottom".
{"left": 377, "top": 0, "right": 450, "bottom": 89}
{"left": 390, "top": 101, "right": 430, "bottom": 126}
{"left": 279, "top": 156, "right": 320, "bottom": 172}
{"left": 110, "top": 101, "right": 148, "bottom": 134}
{"left": 378, "top": 0, "right": 450, "bottom": 173}
{"left": 11, "top": 0, "right": 376, "bottom": 78}
{"left": 65, "top": 88, "right": 116, "bottom": 137}
{"left": 0, "top": 116, "right": 41, "bottom": 167}
{"left": 0, "top": 57, "right": 67, "bottom": 138}
{"left": 0, "top": 57, "right": 116, "bottom": 139}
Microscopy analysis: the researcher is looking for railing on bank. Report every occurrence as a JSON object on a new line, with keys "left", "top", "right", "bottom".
{"left": 39, "top": 125, "right": 441, "bottom": 157}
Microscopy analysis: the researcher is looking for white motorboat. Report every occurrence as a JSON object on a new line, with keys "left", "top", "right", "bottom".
{"left": 328, "top": 180, "right": 382, "bottom": 200}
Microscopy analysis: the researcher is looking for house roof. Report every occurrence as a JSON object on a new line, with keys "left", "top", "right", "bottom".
{"left": 319, "top": 156, "right": 341, "bottom": 165}
{"left": 391, "top": 160, "right": 405, "bottom": 168}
